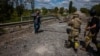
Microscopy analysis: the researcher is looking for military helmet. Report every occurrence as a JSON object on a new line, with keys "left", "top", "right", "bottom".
{"left": 90, "top": 9, "right": 96, "bottom": 16}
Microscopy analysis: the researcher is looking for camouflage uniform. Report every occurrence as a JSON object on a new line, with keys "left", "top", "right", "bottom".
{"left": 68, "top": 15, "right": 82, "bottom": 52}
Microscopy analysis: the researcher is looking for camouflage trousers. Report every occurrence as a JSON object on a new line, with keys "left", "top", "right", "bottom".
{"left": 84, "top": 31, "right": 100, "bottom": 50}
{"left": 85, "top": 31, "right": 100, "bottom": 55}
{"left": 84, "top": 31, "right": 94, "bottom": 47}
{"left": 68, "top": 29, "right": 80, "bottom": 50}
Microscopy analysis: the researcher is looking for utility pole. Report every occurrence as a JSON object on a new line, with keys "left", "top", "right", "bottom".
{"left": 69, "top": 0, "right": 73, "bottom": 14}
{"left": 31, "top": 0, "right": 34, "bottom": 13}
{"left": 27, "top": 0, "right": 34, "bottom": 13}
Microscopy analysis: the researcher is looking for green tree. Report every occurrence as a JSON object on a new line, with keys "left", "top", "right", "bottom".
{"left": 54, "top": 7, "right": 59, "bottom": 14}
{"left": 91, "top": 4, "right": 100, "bottom": 16}
{"left": 59, "top": 7, "right": 64, "bottom": 15}
{"left": 71, "top": 6, "right": 77, "bottom": 13}
{"left": 0, "top": 0, "right": 14, "bottom": 23}
{"left": 48, "top": 9, "right": 54, "bottom": 14}
{"left": 16, "top": 4, "right": 24, "bottom": 17}
{"left": 41, "top": 7, "right": 48, "bottom": 15}
{"left": 34, "top": 8, "right": 40, "bottom": 12}
{"left": 80, "top": 8, "right": 89, "bottom": 15}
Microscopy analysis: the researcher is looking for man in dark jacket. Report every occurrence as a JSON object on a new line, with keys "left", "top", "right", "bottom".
{"left": 32, "top": 11, "right": 41, "bottom": 33}
{"left": 87, "top": 9, "right": 99, "bottom": 47}
{"left": 81, "top": 9, "right": 100, "bottom": 54}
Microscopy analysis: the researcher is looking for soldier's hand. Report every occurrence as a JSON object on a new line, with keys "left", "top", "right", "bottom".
{"left": 86, "top": 27, "right": 91, "bottom": 30}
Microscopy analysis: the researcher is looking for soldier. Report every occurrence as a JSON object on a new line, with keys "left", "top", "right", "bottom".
{"left": 67, "top": 14, "right": 82, "bottom": 55}
{"left": 81, "top": 9, "right": 100, "bottom": 55}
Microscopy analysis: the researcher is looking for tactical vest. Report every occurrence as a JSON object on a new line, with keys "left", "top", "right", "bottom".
{"left": 71, "top": 18, "right": 81, "bottom": 29}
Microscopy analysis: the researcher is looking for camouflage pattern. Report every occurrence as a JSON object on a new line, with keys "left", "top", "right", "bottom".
{"left": 68, "top": 17, "right": 81, "bottom": 39}
{"left": 84, "top": 31, "right": 94, "bottom": 47}
{"left": 67, "top": 15, "right": 82, "bottom": 51}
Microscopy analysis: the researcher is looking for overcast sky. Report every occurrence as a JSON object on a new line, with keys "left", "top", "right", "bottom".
{"left": 26, "top": 0, "right": 100, "bottom": 10}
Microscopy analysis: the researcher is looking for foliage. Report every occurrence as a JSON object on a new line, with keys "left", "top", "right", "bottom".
{"left": 23, "top": 10, "right": 32, "bottom": 16}
{"left": 54, "top": 7, "right": 59, "bottom": 14}
{"left": 71, "top": 6, "right": 77, "bottom": 13}
{"left": 80, "top": 8, "right": 89, "bottom": 15}
{"left": 34, "top": 8, "right": 40, "bottom": 12}
{"left": 41, "top": 7, "right": 48, "bottom": 15}
{"left": 59, "top": 7, "right": 64, "bottom": 15}
{"left": 0, "top": 0, "right": 14, "bottom": 23}
{"left": 16, "top": 4, "right": 24, "bottom": 17}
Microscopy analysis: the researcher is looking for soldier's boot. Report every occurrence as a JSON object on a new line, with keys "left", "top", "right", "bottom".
{"left": 80, "top": 35, "right": 91, "bottom": 51}
{"left": 74, "top": 38, "right": 79, "bottom": 53}
{"left": 66, "top": 36, "right": 73, "bottom": 48}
